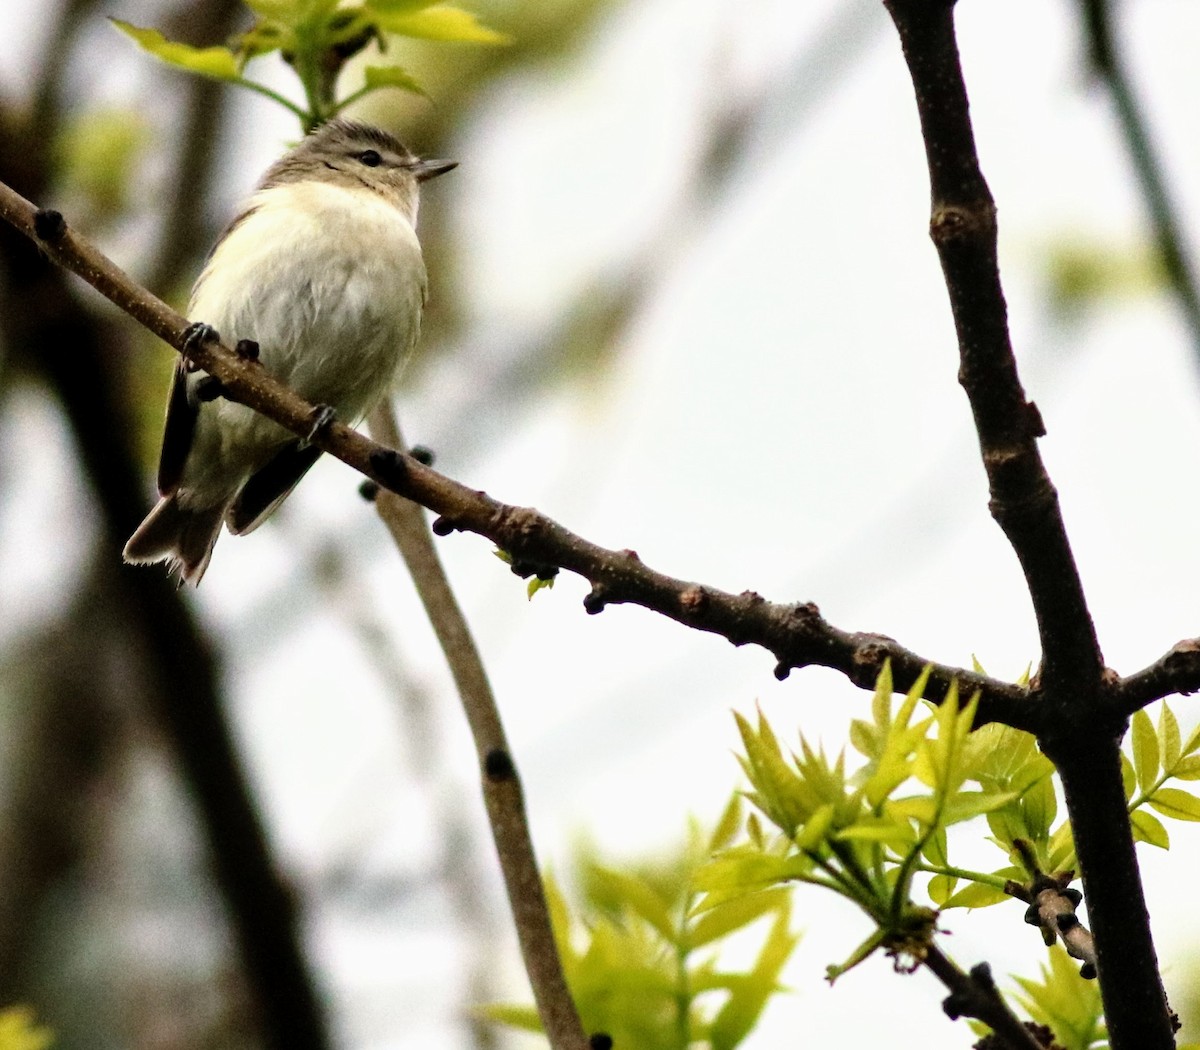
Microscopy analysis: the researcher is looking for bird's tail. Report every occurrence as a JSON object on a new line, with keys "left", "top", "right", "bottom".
{"left": 123, "top": 495, "right": 225, "bottom": 586}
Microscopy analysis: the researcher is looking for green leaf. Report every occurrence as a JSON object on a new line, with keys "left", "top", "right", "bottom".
{"left": 1131, "top": 808, "right": 1170, "bottom": 849}
{"left": 1131, "top": 708, "right": 1159, "bottom": 793}
{"left": 1171, "top": 754, "right": 1200, "bottom": 780}
{"left": 362, "top": 64, "right": 428, "bottom": 97}
{"left": 1013, "top": 944, "right": 1106, "bottom": 1050}
{"left": 110, "top": 20, "right": 241, "bottom": 79}
{"left": 708, "top": 906, "right": 797, "bottom": 1050}
{"left": 373, "top": 4, "right": 511, "bottom": 44}
{"left": 583, "top": 865, "right": 676, "bottom": 943}
{"left": 1159, "top": 702, "right": 1182, "bottom": 772}
{"left": 475, "top": 1002, "right": 543, "bottom": 1033}
{"left": 1120, "top": 751, "right": 1136, "bottom": 801}
{"left": 941, "top": 881, "right": 1011, "bottom": 910}
{"left": 940, "top": 789, "right": 1018, "bottom": 826}
{"left": 928, "top": 873, "right": 956, "bottom": 906}
{"left": 365, "top": 0, "right": 441, "bottom": 12}
{"left": 686, "top": 888, "right": 788, "bottom": 950}
{"left": 525, "top": 573, "right": 554, "bottom": 599}
{"left": 1147, "top": 786, "right": 1200, "bottom": 822}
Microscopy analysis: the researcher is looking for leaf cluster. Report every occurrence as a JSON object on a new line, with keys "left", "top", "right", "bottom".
{"left": 113, "top": 0, "right": 507, "bottom": 129}
{"left": 484, "top": 801, "right": 799, "bottom": 1050}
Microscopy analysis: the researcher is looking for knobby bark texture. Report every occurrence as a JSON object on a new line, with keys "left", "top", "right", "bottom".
{"left": 882, "top": 2, "right": 1174, "bottom": 1048}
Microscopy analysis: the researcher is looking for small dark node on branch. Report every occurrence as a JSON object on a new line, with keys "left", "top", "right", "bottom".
{"left": 181, "top": 321, "right": 220, "bottom": 361}
{"left": 929, "top": 203, "right": 992, "bottom": 246}
{"left": 789, "top": 601, "right": 822, "bottom": 626}
{"left": 368, "top": 447, "right": 408, "bottom": 490}
{"left": 969, "top": 962, "right": 995, "bottom": 990}
{"left": 973, "top": 1022, "right": 1057, "bottom": 1050}
{"left": 589, "top": 1036, "right": 613, "bottom": 1050}
{"left": 739, "top": 589, "right": 766, "bottom": 606}
{"left": 194, "top": 376, "right": 226, "bottom": 403}
{"left": 32, "top": 207, "right": 65, "bottom": 240}
{"left": 621, "top": 548, "right": 641, "bottom": 562}
{"left": 306, "top": 403, "right": 336, "bottom": 444}
{"left": 483, "top": 748, "right": 516, "bottom": 782}
{"left": 1055, "top": 913, "right": 1080, "bottom": 933}
{"left": 503, "top": 552, "right": 560, "bottom": 582}
{"left": 408, "top": 444, "right": 434, "bottom": 466}
{"left": 941, "top": 990, "right": 969, "bottom": 1021}
{"left": 1080, "top": 962, "right": 1097, "bottom": 981}
{"left": 583, "top": 584, "right": 609, "bottom": 615}
{"left": 235, "top": 338, "right": 260, "bottom": 362}
{"left": 358, "top": 479, "right": 379, "bottom": 503}
{"left": 773, "top": 661, "right": 792, "bottom": 681}
{"left": 679, "top": 584, "right": 709, "bottom": 616}
{"left": 430, "top": 515, "right": 458, "bottom": 536}
{"left": 1025, "top": 400, "right": 1046, "bottom": 438}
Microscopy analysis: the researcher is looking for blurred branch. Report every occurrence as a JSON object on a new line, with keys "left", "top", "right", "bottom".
{"left": 144, "top": 0, "right": 248, "bottom": 294}
{"left": 882, "top": 2, "right": 1171, "bottom": 1048}
{"left": 0, "top": 181, "right": 1036, "bottom": 731}
{"left": 0, "top": 128, "right": 330, "bottom": 1050}
{"left": 1075, "top": 0, "right": 1200, "bottom": 367}
{"left": 367, "top": 405, "right": 586, "bottom": 1050}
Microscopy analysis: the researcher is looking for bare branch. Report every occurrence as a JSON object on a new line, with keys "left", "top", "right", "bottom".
{"left": 0, "top": 180, "right": 1033, "bottom": 732}
{"left": 924, "top": 949, "right": 1046, "bottom": 1050}
{"left": 883, "top": 0, "right": 1102, "bottom": 697}
{"left": 1115, "top": 638, "right": 1200, "bottom": 717}
{"left": 367, "top": 404, "right": 587, "bottom": 1050}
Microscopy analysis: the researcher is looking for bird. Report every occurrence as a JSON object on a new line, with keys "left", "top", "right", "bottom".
{"left": 123, "top": 119, "right": 456, "bottom": 585}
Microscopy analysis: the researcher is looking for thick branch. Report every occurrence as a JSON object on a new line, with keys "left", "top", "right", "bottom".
{"left": 883, "top": 0, "right": 1102, "bottom": 696}
{"left": 0, "top": 181, "right": 1033, "bottom": 731}
{"left": 367, "top": 407, "right": 586, "bottom": 1050}
{"left": 882, "top": 4, "right": 1172, "bottom": 1049}
{"left": 1115, "top": 638, "right": 1200, "bottom": 717}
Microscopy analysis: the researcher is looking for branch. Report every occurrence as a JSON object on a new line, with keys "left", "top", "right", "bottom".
{"left": 1076, "top": 0, "right": 1200, "bottom": 367}
{"left": 883, "top": 0, "right": 1102, "bottom": 697}
{"left": 882, "top": 4, "right": 1173, "bottom": 1048}
{"left": 366, "top": 405, "right": 587, "bottom": 1050}
{"left": 1115, "top": 638, "right": 1200, "bottom": 717}
{"left": 0, "top": 180, "right": 1034, "bottom": 732}
{"left": 924, "top": 950, "right": 1046, "bottom": 1050}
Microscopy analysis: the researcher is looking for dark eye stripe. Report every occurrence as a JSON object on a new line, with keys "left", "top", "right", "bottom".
{"left": 358, "top": 149, "right": 382, "bottom": 167}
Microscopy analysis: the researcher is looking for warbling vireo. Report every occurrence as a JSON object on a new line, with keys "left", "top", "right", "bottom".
{"left": 123, "top": 119, "right": 455, "bottom": 585}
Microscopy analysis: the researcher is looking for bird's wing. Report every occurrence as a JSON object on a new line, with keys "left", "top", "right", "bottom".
{"left": 225, "top": 441, "right": 324, "bottom": 535}
{"left": 156, "top": 360, "right": 198, "bottom": 496}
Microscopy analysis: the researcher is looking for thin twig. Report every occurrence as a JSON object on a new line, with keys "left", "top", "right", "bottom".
{"left": 366, "top": 404, "right": 588, "bottom": 1050}
{"left": 0, "top": 179, "right": 1035, "bottom": 733}
{"left": 1076, "top": 0, "right": 1200, "bottom": 367}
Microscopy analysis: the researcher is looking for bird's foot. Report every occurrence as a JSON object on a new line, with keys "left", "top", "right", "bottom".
{"left": 303, "top": 403, "right": 337, "bottom": 447}
{"left": 181, "top": 322, "right": 220, "bottom": 372}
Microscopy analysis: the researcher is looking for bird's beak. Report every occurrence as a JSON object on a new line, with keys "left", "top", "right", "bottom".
{"left": 413, "top": 159, "right": 458, "bottom": 182}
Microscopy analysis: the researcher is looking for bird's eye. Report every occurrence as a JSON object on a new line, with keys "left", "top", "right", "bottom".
{"left": 357, "top": 149, "right": 382, "bottom": 167}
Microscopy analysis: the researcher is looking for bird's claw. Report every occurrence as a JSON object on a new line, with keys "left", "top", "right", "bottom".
{"left": 304, "top": 403, "right": 336, "bottom": 447}
{"left": 182, "top": 322, "right": 220, "bottom": 371}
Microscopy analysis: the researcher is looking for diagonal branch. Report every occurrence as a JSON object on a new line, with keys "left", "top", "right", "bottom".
{"left": 1075, "top": 0, "right": 1200, "bottom": 368}
{"left": 0, "top": 180, "right": 1034, "bottom": 731}
{"left": 367, "top": 405, "right": 586, "bottom": 1050}
{"left": 883, "top": 0, "right": 1102, "bottom": 698}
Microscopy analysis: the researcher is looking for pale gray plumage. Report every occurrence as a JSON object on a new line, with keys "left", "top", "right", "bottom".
{"left": 123, "top": 120, "right": 455, "bottom": 584}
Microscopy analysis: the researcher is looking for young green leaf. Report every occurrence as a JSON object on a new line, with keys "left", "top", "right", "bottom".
{"left": 1131, "top": 708, "right": 1159, "bottom": 793}
{"left": 1130, "top": 809, "right": 1170, "bottom": 849}
{"left": 363, "top": 65, "right": 429, "bottom": 97}
{"left": 1159, "top": 702, "right": 1182, "bottom": 772}
{"left": 110, "top": 20, "right": 241, "bottom": 79}
{"left": 372, "top": 4, "right": 511, "bottom": 44}
{"left": 1147, "top": 786, "right": 1200, "bottom": 822}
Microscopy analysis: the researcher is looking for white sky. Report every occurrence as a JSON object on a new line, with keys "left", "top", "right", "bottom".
{"left": 3, "top": 0, "right": 1200, "bottom": 1047}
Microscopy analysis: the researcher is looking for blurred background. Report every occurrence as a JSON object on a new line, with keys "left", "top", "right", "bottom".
{"left": 1, "top": 0, "right": 1200, "bottom": 1047}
